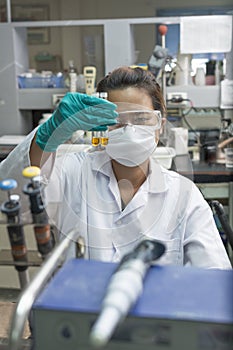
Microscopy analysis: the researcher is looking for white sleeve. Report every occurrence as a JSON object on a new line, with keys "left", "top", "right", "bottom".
{"left": 0, "top": 129, "right": 36, "bottom": 180}
{"left": 183, "top": 183, "right": 232, "bottom": 269}
{"left": 0, "top": 128, "right": 54, "bottom": 213}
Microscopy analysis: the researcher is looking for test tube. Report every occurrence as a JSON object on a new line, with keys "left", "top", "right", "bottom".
{"left": 99, "top": 92, "right": 109, "bottom": 147}
{"left": 91, "top": 92, "right": 109, "bottom": 149}
{"left": 91, "top": 92, "right": 100, "bottom": 148}
{"left": 99, "top": 92, "right": 108, "bottom": 100}
{"left": 100, "top": 130, "right": 109, "bottom": 146}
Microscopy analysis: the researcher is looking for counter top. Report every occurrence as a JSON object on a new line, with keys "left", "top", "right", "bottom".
{"left": 172, "top": 155, "right": 233, "bottom": 183}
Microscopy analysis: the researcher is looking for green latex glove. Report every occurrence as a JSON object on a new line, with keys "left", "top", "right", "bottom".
{"left": 36, "top": 92, "right": 118, "bottom": 152}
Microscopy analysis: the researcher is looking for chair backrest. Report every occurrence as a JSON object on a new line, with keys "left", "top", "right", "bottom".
{"left": 210, "top": 200, "right": 233, "bottom": 251}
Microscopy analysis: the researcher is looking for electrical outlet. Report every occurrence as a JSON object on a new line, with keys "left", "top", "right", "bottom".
{"left": 167, "top": 92, "right": 189, "bottom": 107}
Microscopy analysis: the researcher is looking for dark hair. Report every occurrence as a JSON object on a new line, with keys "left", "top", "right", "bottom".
{"left": 96, "top": 66, "right": 166, "bottom": 117}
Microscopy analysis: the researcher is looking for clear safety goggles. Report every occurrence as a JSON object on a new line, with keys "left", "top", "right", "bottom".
{"left": 117, "top": 109, "right": 162, "bottom": 129}
{"left": 115, "top": 109, "right": 162, "bottom": 128}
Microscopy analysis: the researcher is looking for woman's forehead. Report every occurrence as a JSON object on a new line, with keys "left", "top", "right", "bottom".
{"left": 114, "top": 102, "right": 153, "bottom": 112}
{"left": 107, "top": 87, "right": 153, "bottom": 110}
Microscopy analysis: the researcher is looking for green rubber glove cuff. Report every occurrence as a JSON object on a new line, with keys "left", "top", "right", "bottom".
{"left": 36, "top": 112, "right": 62, "bottom": 152}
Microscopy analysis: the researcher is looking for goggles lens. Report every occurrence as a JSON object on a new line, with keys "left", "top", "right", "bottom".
{"left": 116, "top": 110, "right": 162, "bottom": 128}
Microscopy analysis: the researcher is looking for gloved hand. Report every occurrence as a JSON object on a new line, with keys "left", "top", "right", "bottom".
{"left": 36, "top": 92, "right": 118, "bottom": 152}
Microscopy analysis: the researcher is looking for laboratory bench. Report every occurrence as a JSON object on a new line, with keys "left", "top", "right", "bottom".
{"left": 174, "top": 156, "right": 233, "bottom": 267}
{"left": 172, "top": 156, "right": 233, "bottom": 249}
{"left": 173, "top": 155, "right": 233, "bottom": 183}
{"left": 0, "top": 291, "right": 31, "bottom": 350}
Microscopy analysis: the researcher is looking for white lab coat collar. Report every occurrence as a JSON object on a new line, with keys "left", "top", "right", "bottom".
{"left": 91, "top": 151, "right": 168, "bottom": 194}
{"left": 148, "top": 157, "right": 168, "bottom": 193}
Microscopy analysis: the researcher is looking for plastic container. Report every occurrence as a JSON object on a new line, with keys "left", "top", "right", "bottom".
{"left": 18, "top": 74, "right": 65, "bottom": 88}
{"left": 224, "top": 148, "right": 233, "bottom": 168}
{"left": 195, "top": 68, "right": 205, "bottom": 86}
{"left": 169, "top": 127, "right": 189, "bottom": 155}
{"left": 151, "top": 147, "right": 176, "bottom": 169}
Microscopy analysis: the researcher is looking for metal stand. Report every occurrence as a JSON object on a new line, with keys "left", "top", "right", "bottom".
{"left": 8, "top": 227, "right": 83, "bottom": 350}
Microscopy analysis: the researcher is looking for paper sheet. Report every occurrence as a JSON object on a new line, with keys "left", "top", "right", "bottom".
{"left": 180, "top": 15, "right": 232, "bottom": 54}
{"left": 220, "top": 79, "right": 233, "bottom": 109}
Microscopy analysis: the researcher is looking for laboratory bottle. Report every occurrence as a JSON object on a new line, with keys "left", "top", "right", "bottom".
{"left": 205, "top": 60, "right": 216, "bottom": 85}
{"left": 68, "top": 60, "right": 77, "bottom": 93}
{"left": 175, "top": 53, "right": 192, "bottom": 85}
{"left": 215, "top": 61, "right": 223, "bottom": 85}
{"left": 217, "top": 118, "right": 231, "bottom": 161}
{"left": 195, "top": 68, "right": 205, "bottom": 86}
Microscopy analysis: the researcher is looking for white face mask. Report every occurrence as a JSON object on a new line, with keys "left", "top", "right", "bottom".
{"left": 105, "top": 125, "right": 157, "bottom": 167}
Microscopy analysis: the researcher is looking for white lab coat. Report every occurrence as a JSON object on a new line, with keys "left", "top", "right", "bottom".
{"left": 0, "top": 129, "right": 231, "bottom": 269}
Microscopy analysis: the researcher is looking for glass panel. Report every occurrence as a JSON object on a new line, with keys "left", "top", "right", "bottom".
{"left": 26, "top": 25, "right": 105, "bottom": 87}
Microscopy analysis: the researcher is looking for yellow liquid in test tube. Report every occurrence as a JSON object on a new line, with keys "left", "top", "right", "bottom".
{"left": 101, "top": 137, "right": 108, "bottom": 146}
{"left": 100, "top": 131, "right": 108, "bottom": 146}
{"left": 92, "top": 132, "right": 100, "bottom": 147}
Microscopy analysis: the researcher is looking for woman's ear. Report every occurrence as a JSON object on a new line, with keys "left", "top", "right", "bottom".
{"left": 155, "top": 117, "right": 166, "bottom": 143}
{"left": 155, "top": 130, "right": 160, "bottom": 144}
{"left": 160, "top": 117, "right": 166, "bottom": 135}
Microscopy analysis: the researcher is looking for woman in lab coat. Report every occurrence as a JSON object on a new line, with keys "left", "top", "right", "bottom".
{"left": 0, "top": 66, "right": 231, "bottom": 268}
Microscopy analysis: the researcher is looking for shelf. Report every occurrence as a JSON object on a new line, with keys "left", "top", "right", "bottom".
{"left": 166, "top": 85, "right": 220, "bottom": 108}
{"left": 9, "top": 16, "right": 181, "bottom": 28}
{"left": 18, "top": 85, "right": 221, "bottom": 110}
{"left": 18, "top": 88, "right": 68, "bottom": 110}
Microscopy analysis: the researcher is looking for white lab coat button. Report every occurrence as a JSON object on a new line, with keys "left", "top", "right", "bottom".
{"left": 117, "top": 220, "right": 122, "bottom": 225}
